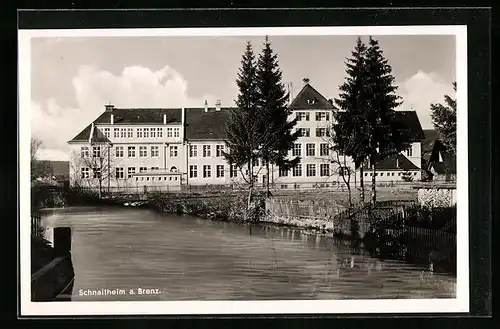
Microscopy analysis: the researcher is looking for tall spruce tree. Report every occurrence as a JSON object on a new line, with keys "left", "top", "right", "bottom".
{"left": 332, "top": 37, "right": 371, "bottom": 204}
{"left": 256, "top": 36, "right": 300, "bottom": 196}
{"left": 224, "top": 41, "right": 262, "bottom": 205}
{"left": 363, "top": 36, "right": 407, "bottom": 205}
{"left": 431, "top": 82, "right": 457, "bottom": 155}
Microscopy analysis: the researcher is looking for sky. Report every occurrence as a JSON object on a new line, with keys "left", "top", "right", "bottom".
{"left": 30, "top": 34, "right": 456, "bottom": 161}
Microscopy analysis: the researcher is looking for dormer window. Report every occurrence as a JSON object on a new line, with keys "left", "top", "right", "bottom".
{"left": 307, "top": 98, "right": 317, "bottom": 105}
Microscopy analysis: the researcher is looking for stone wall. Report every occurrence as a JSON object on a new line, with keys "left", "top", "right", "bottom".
{"left": 417, "top": 187, "right": 456, "bottom": 208}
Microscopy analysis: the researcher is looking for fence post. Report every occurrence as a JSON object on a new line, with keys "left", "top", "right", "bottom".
{"left": 53, "top": 227, "right": 72, "bottom": 257}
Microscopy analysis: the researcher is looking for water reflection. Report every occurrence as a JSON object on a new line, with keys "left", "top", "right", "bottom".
{"left": 39, "top": 206, "right": 456, "bottom": 301}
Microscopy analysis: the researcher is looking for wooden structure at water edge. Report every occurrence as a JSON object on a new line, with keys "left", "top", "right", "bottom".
{"left": 31, "top": 225, "right": 75, "bottom": 302}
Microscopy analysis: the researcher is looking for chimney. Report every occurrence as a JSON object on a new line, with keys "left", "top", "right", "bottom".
{"left": 302, "top": 78, "right": 310, "bottom": 85}
{"left": 163, "top": 113, "right": 167, "bottom": 124}
{"left": 88, "top": 122, "right": 95, "bottom": 143}
{"left": 110, "top": 113, "right": 114, "bottom": 125}
{"left": 105, "top": 103, "right": 115, "bottom": 112}
{"left": 396, "top": 157, "right": 399, "bottom": 168}
{"left": 215, "top": 100, "right": 221, "bottom": 111}
{"left": 204, "top": 100, "right": 208, "bottom": 113}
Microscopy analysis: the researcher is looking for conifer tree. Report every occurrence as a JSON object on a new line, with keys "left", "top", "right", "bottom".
{"left": 363, "top": 36, "right": 407, "bottom": 205}
{"left": 431, "top": 82, "right": 457, "bottom": 155}
{"left": 256, "top": 36, "right": 300, "bottom": 196}
{"left": 332, "top": 37, "right": 371, "bottom": 204}
{"left": 224, "top": 41, "right": 262, "bottom": 205}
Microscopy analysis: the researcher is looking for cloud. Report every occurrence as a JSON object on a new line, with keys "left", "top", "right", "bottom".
{"left": 398, "top": 70, "right": 455, "bottom": 130}
{"left": 32, "top": 65, "right": 217, "bottom": 161}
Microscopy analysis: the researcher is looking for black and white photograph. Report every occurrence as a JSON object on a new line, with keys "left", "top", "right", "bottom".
{"left": 19, "top": 25, "right": 468, "bottom": 315}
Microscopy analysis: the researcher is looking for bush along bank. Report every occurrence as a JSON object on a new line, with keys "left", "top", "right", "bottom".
{"left": 150, "top": 191, "right": 267, "bottom": 223}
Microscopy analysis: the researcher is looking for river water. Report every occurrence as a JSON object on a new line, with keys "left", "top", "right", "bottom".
{"left": 39, "top": 206, "right": 456, "bottom": 301}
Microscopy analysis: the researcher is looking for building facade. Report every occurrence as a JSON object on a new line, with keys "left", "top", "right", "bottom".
{"left": 67, "top": 80, "right": 425, "bottom": 192}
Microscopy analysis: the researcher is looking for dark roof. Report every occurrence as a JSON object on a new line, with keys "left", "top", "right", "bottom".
{"left": 394, "top": 111, "right": 425, "bottom": 141}
{"left": 184, "top": 107, "right": 232, "bottom": 140}
{"left": 428, "top": 140, "right": 456, "bottom": 174}
{"left": 69, "top": 123, "right": 111, "bottom": 143}
{"left": 69, "top": 108, "right": 182, "bottom": 143}
{"left": 289, "top": 83, "right": 335, "bottom": 110}
{"left": 94, "top": 108, "right": 182, "bottom": 125}
{"left": 90, "top": 124, "right": 111, "bottom": 143}
{"left": 422, "top": 129, "right": 439, "bottom": 163}
{"left": 363, "top": 153, "right": 419, "bottom": 171}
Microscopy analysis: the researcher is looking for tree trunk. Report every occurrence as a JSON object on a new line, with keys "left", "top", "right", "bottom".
{"left": 359, "top": 166, "right": 365, "bottom": 203}
{"left": 247, "top": 158, "right": 253, "bottom": 210}
{"left": 371, "top": 156, "right": 377, "bottom": 206}
{"left": 266, "top": 161, "right": 270, "bottom": 197}
{"left": 98, "top": 180, "right": 102, "bottom": 200}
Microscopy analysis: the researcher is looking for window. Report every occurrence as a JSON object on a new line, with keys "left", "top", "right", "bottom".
{"left": 298, "top": 128, "right": 310, "bottom": 137}
{"left": 170, "top": 145, "right": 178, "bottom": 157}
{"left": 120, "top": 128, "right": 126, "bottom": 138}
{"left": 315, "top": 112, "right": 330, "bottom": 121}
{"left": 189, "top": 145, "right": 198, "bottom": 157}
{"left": 151, "top": 167, "right": 159, "bottom": 171}
{"left": 128, "top": 146, "right": 136, "bottom": 158}
{"left": 139, "top": 146, "right": 148, "bottom": 158}
{"left": 151, "top": 128, "right": 156, "bottom": 138}
{"left": 189, "top": 165, "right": 198, "bottom": 178}
{"left": 253, "top": 158, "right": 259, "bottom": 167}
{"left": 306, "top": 164, "right": 316, "bottom": 177}
{"left": 80, "top": 146, "right": 89, "bottom": 158}
{"left": 203, "top": 165, "right": 211, "bottom": 178}
{"left": 167, "top": 128, "right": 173, "bottom": 138}
{"left": 203, "top": 145, "right": 211, "bottom": 157}
{"left": 81, "top": 167, "right": 90, "bottom": 179}
{"left": 320, "top": 143, "right": 329, "bottom": 156}
{"left": 173, "top": 128, "right": 180, "bottom": 138}
{"left": 170, "top": 166, "right": 178, "bottom": 172}
{"left": 230, "top": 164, "right": 238, "bottom": 178}
{"left": 151, "top": 146, "right": 159, "bottom": 157}
{"left": 114, "top": 128, "right": 119, "bottom": 138}
{"left": 104, "top": 128, "right": 110, "bottom": 138}
{"left": 306, "top": 143, "right": 315, "bottom": 156}
{"left": 216, "top": 145, "right": 224, "bottom": 157}
{"left": 307, "top": 99, "right": 317, "bottom": 105}
{"left": 216, "top": 165, "right": 224, "bottom": 178}
{"left": 93, "top": 167, "right": 101, "bottom": 179}
{"left": 137, "top": 128, "right": 143, "bottom": 138}
{"left": 115, "top": 146, "right": 124, "bottom": 158}
{"left": 320, "top": 164, "right": 329, "bottom": 177}
{"left": 296, "top": 112, "right": 310, "bottom": 121}
{"left": 381, "top": 173, "right": 384, "bottom": 176}
{"left": 92, "top": 146, "right": 101, "bottom": 158}
{"left": 292, "top": 164, "right": 302, "bottom": 177}
{"left": 279, "top": 167, "right": 288, "bottom": 177}
{"left": 292, "top": 143, "right": 302, "bottom": 156}
{"left": 127, "top": 128, "right": 133, "bottom": 138}
{"left": 316, "top": 128, "right": 330, "bottom": 137}
{"left": 140, "top": 167, "right": 147, "bottom": 173}
{"left": 127, "top": 167, "right": 135, "bottom": 179}
{"left": 406, "top": 147, "right": 413, "bottom": 157}
{"left": 116, "top": 167, "right": 124, "bottom": 179}
{"left": 157, "top": 128, "right": 163, "bottom": 138}
{"left": 144, "top": 128, "right": 150, "bottom": 138}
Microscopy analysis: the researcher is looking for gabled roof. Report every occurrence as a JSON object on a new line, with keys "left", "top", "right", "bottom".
{"left": 363, "top": 153, "right": 419, "bottom": 171}
{"left": 289, "top": 83, "right": 335, "bottom": 110}
{"left": 184, "top": 107, "right": 232, "bottom": 140}
{"left": 429, "top": 140, "right": 456, "bottom": 175}
{"left": 393, "top": 111, "right": 426, "bottom": 141}
{"left": 422, "top": 129, "right": 439, "bottom": 164}
{"left": 68, "top": 108, "right": 182, "bottom": 143}
{"left": 93, "top": 108, "right": 182, "bottom": 125}
{"left": 69, "top": 123, "right": 111, "bottom": 144}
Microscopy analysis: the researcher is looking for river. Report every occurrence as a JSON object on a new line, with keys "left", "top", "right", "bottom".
{"left": 39, "top": 206, "right": 456, "bottom": 301}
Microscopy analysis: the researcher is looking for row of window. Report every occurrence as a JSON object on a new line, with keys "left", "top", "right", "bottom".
{"left": 296, "top": 111, "right": 330, "bottom": 122}
{"left": 295, "top": 127, "right": 330, "bottom": 138}
{"left": 81, "top": 166, "right": 175, "bottom": 179}
{"left": 189, "top": 144, "right": 225, "bottom": 158}
{"left": 101, "top": 127, "right": 181, "bottom": 139}
{"left": 364, "top": 172, "right": 418, "bottom": 177}
{"left": 292, "top": 143, "right": 335, "bottom": 157}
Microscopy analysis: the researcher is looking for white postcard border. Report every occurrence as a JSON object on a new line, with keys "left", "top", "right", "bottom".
{"left": 19, "top": 25, "right": 469, "bottom": 316}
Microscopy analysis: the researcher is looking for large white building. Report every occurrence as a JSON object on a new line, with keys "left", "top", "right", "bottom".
{"left": 67, "top": 80, "right": 425, "bottom": 193}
